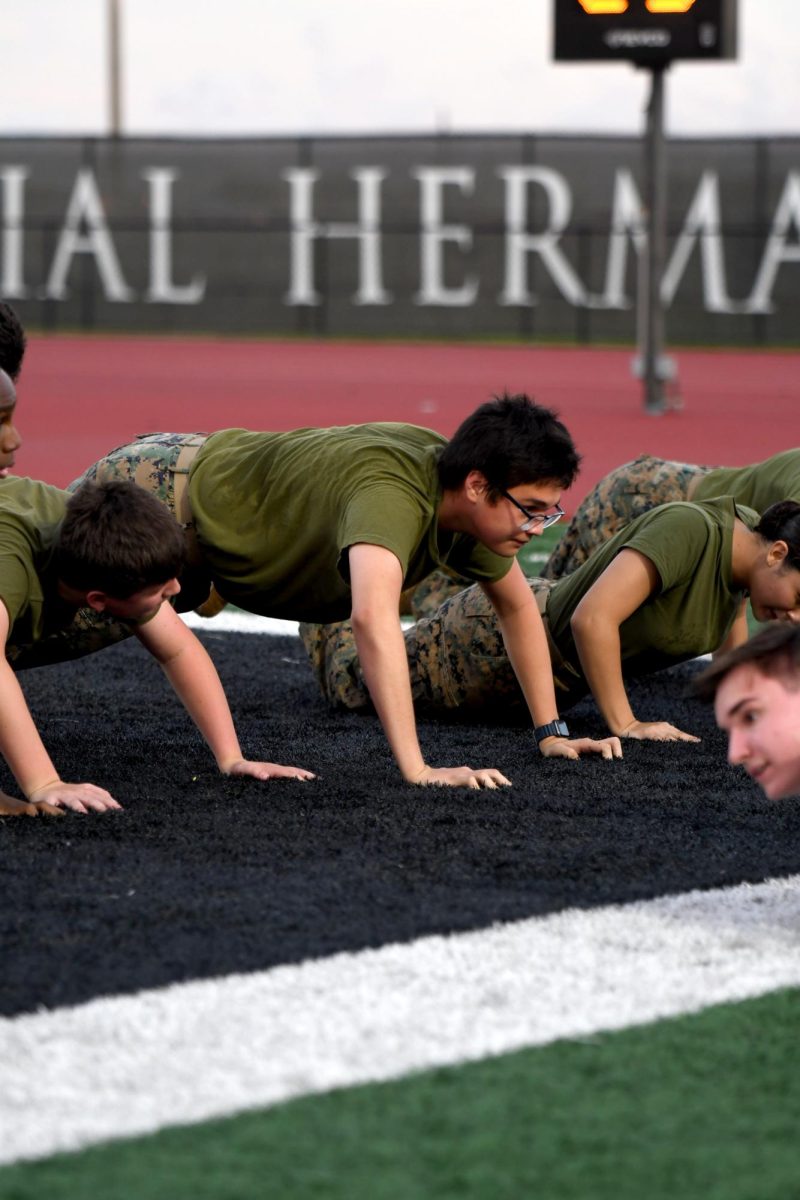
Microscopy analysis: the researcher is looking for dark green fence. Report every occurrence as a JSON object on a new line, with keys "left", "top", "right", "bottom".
{"left": 1, "top": 133, "right": 797, "bottom": 344}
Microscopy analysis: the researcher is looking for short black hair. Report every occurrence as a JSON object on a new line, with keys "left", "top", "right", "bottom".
{"left": 693, "top": 622, "right": 800, "bottom": 702}
{"left": 56, "top": 480, "right": 186, "bottom": 598}
{"left": 0, "top": 302, "right": 27, "bottom": 381}
{"left": 437, "top": 393, "right": 580, "bottom": 497}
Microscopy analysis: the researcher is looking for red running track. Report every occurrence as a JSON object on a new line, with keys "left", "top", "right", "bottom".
{"left": 14, "top": 335, "right": 800, "bottom": 508}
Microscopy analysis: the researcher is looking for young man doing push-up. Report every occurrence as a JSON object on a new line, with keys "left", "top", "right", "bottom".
{"left": 64, "top": 395, "right": 621, "bottom": 787}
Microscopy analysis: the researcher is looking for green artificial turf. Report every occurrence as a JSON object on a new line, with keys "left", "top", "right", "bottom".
{"left": 516, "top": 524, "right": 562, "bottom": 575}
{"left": 3, "top": 988, "right": 797, "bottom": 1200}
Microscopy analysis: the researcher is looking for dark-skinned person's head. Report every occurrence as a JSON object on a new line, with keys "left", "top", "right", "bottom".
{"left": 0, "top": 366, "right": 21, "bottom": 479}
{"left": 0, "top": 302, "right": 27, "bottom": 382}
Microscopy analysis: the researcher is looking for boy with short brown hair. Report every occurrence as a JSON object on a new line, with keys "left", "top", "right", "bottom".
{"left": 0, "top": 478, "right": 314, "bottom": 817}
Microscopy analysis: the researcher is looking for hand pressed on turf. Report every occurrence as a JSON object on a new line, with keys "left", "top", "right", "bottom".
{"left": 223, "top": 759, "right": 316, "bottom": 782}
{"left": 0, "top": 791, "right": 63, "bottom": 818}
{"left": 618, "top": 720, "right": 700, "bottom": 743}
{"left": 26, "top": 780, "right": 123, "bottom": 814}
{"left": 412, "top": 765, "right": 513, "bottom": 789}
{"left": 539, "top": 736, "right": 624, "bottom": 761}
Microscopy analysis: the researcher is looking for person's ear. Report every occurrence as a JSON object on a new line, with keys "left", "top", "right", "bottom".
{"left": 84, "top": 589, "right": 109, "bottom": 613}
{"left": 767, "top": 540, "right": 789, "bottom": 569}
{"left": 464, "top": 470, "right": 489, "bottom": 502}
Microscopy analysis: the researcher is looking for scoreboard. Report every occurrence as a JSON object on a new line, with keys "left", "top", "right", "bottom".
{"left": 553, "top": 0, "right": 738, "bottom": 64}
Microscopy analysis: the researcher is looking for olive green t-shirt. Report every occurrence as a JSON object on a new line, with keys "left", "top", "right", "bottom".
{"left": 545, "top": 497, "right": 757, "bottom": 701}
{"left": 189, "top": 424, "right": 513, "bottom": 621}
{"left": 693, "top": 449, "right": 800, "bottom": 511}
{"left": 0, "top": 476, "right": 75, "bottom": 646}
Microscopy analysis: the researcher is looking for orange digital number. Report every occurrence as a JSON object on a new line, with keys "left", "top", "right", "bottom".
{"left": 576, "top": 1, "right": 629, "bottom": 12}
{"left": 576, "top": 0, "right": 699, "bottom": 11}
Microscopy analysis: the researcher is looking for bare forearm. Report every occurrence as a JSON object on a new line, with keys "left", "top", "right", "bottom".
{"left": 160, "top": 643, "right": 244, "bottom": 771}
{"left": 496, "top": 604, "right": 560, "bottom": 727}
{"left": 0, "top": 669, "right": 61, "bottom": 797}
{"left": 571, "top": 616, "right": 636, "bottom": 734}
{"left": 352, "top": 616, "right": 426, "bottom": 781}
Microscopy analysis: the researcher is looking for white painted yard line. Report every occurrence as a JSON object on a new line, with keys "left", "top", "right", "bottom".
{"left": 2, "top": 876, "right": 799, "bottom": 1164}
{"left": 182, "top": 610, "right": 300, "bottom": 636}
{"left": 180, "top": 611, "right": 712, "bottom": 666}
{"left": 181, "top": 611, "right": 419, "bottom": 635}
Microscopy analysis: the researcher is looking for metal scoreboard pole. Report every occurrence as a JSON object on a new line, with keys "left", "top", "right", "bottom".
{"left": 642, "top": 62, "right": 668, "bottom": 413}
{"left": 552, "top": 0, "right": 738, "bottom": 415}
{"left": 108, "top": 0, "right": 123, "bottom": 138}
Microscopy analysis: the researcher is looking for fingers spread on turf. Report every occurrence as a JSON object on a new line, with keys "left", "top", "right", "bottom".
{"left": 414, "top": 765, "right": 512, "bottom": 789}
{"left": 620, "top": 720, "right": 700, "bottom": 744}
{"left": 27, "top": 782, "right": 122, "bottom": 813}
{"left": 225, "top": 759, "right": 316, "bottom": 782}
{"left": 34, "top": 801, "right": 66, "bottom": 818}
{"left": 565, "top": 737, "right": 623, "bottom": 760}
{"left": 0, "top": 795, "right": 38, "bottom": 818}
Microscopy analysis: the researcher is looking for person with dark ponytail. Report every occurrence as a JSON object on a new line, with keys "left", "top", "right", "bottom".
{"left": 301, "top": 497, "right": 800, "bottom": 745}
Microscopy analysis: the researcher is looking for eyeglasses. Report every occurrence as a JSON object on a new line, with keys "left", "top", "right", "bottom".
{"left": 500, "top": 489, "right": 565, "bottom": 533}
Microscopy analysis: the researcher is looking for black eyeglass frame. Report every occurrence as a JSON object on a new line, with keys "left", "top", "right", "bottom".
{"left": 499, "top": 489, "right": 565, "bottom": 532}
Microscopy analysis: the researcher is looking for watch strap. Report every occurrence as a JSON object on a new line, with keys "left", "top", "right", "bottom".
{"left": 534, "top": 719, "right": 570, "bottom": 744}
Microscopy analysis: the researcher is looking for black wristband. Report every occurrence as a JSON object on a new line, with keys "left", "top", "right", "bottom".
{"left": 534, "top": 719, "right": 570, "bottom": 744}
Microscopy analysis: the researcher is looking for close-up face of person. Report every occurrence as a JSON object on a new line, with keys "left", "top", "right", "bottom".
{"left": 473, "top": 478, "right": 564, "bottom": 557}
{"left": 0, "top": 368, "right": 22, "bottom": 478}
{"left": 747, "top": 551, "right": 800, "bottom": 625}
{"left": 96, "top": 577, "right": 182, "bottom": 623}
{"left": 714, "top": 662, "right": 800, "bottom": 800}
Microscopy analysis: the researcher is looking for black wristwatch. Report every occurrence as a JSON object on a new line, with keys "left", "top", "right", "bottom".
{"left": 534, "top": 719, "right": 570, "bottom": 744}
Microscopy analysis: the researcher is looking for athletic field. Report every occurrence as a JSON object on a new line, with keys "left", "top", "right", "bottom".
{"left": 2, "top": 335, "right": 800, "bottom": 1197}
{"left": 19, "top": 335, "right": 798, "bottom": 497}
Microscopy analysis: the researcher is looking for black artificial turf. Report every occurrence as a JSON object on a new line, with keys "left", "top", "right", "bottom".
{"left": 2, "top": 631, "right": 799, "bottom": 1017}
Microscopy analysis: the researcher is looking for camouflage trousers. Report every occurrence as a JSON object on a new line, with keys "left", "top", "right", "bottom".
{"left": 70, "top": 430, "right": 207, "bottom": 509}
{"left": 8, "top": 433, "right": 211, "bottom": 672}
{"left": 299, "top": 577, "right": 572, "bottom": 717}
{"left": 541, "top": 454, "right": 714, "bottom": 580}
{"left": 402, "top": 569, "right": 476, "bottom": 620}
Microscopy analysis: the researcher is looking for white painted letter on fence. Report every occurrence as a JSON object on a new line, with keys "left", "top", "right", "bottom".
{"left": 413, "top": 168, "right": 479, "bottom": 306}
{"left": 45, "top": 168, "right": 133, "bottom": 302}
